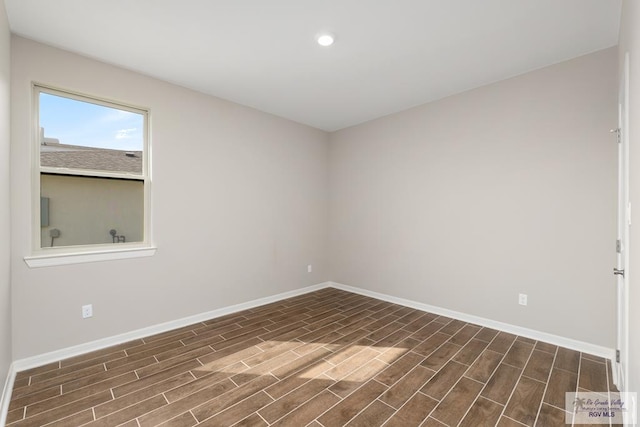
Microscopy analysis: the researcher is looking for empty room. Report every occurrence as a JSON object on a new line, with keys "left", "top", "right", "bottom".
{"left": 0, "top": 1, "right": 639, "bottom": 426}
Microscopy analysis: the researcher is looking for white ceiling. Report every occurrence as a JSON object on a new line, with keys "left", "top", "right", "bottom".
{"left": 5, "top": 0, "right": 622, "bottom": 131}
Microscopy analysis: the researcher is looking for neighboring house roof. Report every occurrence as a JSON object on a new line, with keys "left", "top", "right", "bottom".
{"left": 40, "top": 142, "right": 142, "bottom": 175}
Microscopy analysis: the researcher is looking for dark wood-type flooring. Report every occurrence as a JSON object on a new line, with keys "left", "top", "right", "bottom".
{"left": 7, "top": 288, "right": 620, "bottom": 426}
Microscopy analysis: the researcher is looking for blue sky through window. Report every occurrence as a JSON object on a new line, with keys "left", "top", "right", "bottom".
{"left": 39, "top": 92, "right": 144, "bottom": 151}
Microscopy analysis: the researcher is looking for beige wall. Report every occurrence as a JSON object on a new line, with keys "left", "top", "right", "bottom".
{"left": 11, "top": 36, "right": 330, "bottom": 359}
{"left": 619, "top": 0, "right": 640, "bottom": 397}
{"left": 0, "top": 0, "right": 11, "bottom": 387}
{"left": 329, "top": 48, "right": 618, "bottom": 347}
{"left": 8, "top": 34, "right": 620, "bottom": 361}
{"left": 40, "top": 175, "right": 144, "bottom": 247}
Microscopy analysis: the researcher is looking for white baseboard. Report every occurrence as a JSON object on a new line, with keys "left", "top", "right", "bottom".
{"left": 12, "top": 282, "right": 331, "bottom": 373}
{"left": 10, "top": 279, "right": 615, "bottom": 374}
{"left": 328, "top": 282, "right": 615, "bottom": 361}
{"left": 0, "top": 362, "right": 16, "bottom": 427}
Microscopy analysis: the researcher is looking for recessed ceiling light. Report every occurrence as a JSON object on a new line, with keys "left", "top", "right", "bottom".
{"left": 317, "top": 33, "right": 335, "bottom": 47}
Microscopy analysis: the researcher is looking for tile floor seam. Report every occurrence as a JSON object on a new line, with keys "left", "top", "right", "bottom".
{"left": 451, "top": 339, "right": 484, "bottom": 368}
{"left": 474, "top": 394, "right": 505, "bottom": 408}
{"left": 424, "top": 418, "right": 447, "bottom": 427}
{"left": 229, "top": 376, "right": 241, "bottom": 387}
{"left": 321, "top": 354, "right": 338, "bottom": 368}
{"left": 503, "top": 414, "right": 529, "bottom": 426}
{"left": 59, "top": 354, "right": 122, "bottom": 372}
{"left": 302, "top": 390, "right": 345, "bottom": 426}
{"left": 40, "top": 412, "right": 76, "bottom": 427}
{"left": 255, "top": 411, "right": 270, "bottom": 426}
{"left": 462, "top": 332, "right": 522, "bottom": 425}
{"left": 372, "top": 356, "right": 392, "bottom": 367}
{"left": 22, "top": 399, "right": 97, "bottom": 427}
{"left": 157, "top": 411, "right": 188, "bottom": 426}
{"left": 187, "top": 409, "right": 197, "bottom": 424}
{"left": 424, "top": 365, "right": 470, "bottom": 426}
{"left": 554, "top": 365, "right": 580, "bottom": 375}
{"left": 461, "top": 374, "right": 484, "bottom": 387}
{"left": 406, "top": 328, "right": 440, "bottom": 347}
{"left": 376, "top": 389, "right": 410, "bottom": 425}
{"left": 375, "top": 396, "right": 401, "bottom": 413}
{"left": 323, "top": 349, "right": 383, "bottom": 382}
{"left": 502, "top": 360, "right": 527, "bottom": 370}
{"left": 9, "top": 385, "right": 73, "bottom": 416}
{"left": 324, "top": 372, "right": 372, "bottom": 404}
{"left": 263, "top": 389, "right": 277, "bottom": 401}
{"left": 378, "top": 384, "right": 433, "bottom": 426}
{"left": 453, "top": 379, "right": 497, "bottom": 427}
{"left": 379, "top": 357, "right": 431, "bottom": 396}
{"left": 532, "top": 344, "right": 560, "bottom": 426}
{"left": 429, "top": 417, "right": 449, "bottom": 426}
{"left": 544, "top": 400, "right": 573, "bottom": 413}
{"left": 535, "top": 348, "right": 557, "bottom": 355}
{"left": 102, "top": 371, "right": 205, "bottom": 420}
{"left": 417, "top": 360, "right": 462, "bottom": 400}
{"left": 335, "top": 389, "right": 387, "bottom": 427}
{"left": 585, "top": 358, "right": 607, "bottom": 365}
{"left": 571, "top": 351, "right": 584, "bottom": 427}
{"left": 410, "top": 336, "right": 455, "bottom": 370}
{"left": 190, "top": 385, "right": 275, "bottom": 425}
{"left": 239, "top": 350, "right": 311, "bottom": 382}
{"left": 493, "top": 338, "right": 537, "bottom": 426}
{"left": 271, "top": 370, "right": 327, "bottom": 400}
{"left": 92, "top": 393, "right": 164, "bottom": 423}
{"left": 261, "top": 385, "right": 328, "bottom": 425}
{"left": 14, "top": 391, "right": 105, "bottom": 425}
{"left": 521, "top": 373, "right": 548, "bottom": 385}
{"left": 326, "top": 388, "right": 342, "bottom": 400}
{"left": 363, "top": 397, "right": 400, "bottom": 425}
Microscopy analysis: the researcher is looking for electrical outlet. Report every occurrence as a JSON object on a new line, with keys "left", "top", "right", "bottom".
{"left": 82, "top": 304, "right": 93, "bottom": 318}
{"left": 518, "top": 294, "right": 528, "bottom": 306}
{"left": 307, "top": 264, "right": 312, "bottom": 273}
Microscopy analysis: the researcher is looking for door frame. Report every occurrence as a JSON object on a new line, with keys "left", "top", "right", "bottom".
{"left": 614, "top": 51, "right": 630, "bottom": 393}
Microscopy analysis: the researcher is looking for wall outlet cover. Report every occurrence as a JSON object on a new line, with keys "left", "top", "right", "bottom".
{"left": 82, "top": 304, "right": 93, "bottom": 318}
{"left": 518, "top": 294, "right": 528, "bottom": 306}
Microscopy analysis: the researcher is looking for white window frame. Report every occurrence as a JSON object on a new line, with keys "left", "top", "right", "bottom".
{"left": 24, "top": 83, "right": 156, "bottom": 268}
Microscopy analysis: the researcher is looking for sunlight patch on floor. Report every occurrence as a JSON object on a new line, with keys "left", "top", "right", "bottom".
{"left": 195, "top": 341, "right": 408, "bottom": 382}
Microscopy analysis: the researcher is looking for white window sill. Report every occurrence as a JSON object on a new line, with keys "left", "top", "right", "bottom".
{"left": 24, "top": 246, "right": 157, "bottom": 268}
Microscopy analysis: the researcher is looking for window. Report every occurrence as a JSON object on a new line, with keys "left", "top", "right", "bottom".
{"left": 26, "top": 85, "right": 154, "bottom": 267}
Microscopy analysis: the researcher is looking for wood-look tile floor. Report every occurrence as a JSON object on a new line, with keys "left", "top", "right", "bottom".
{"left": 7, "top": 288, "right": 620, "bottom": 427}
